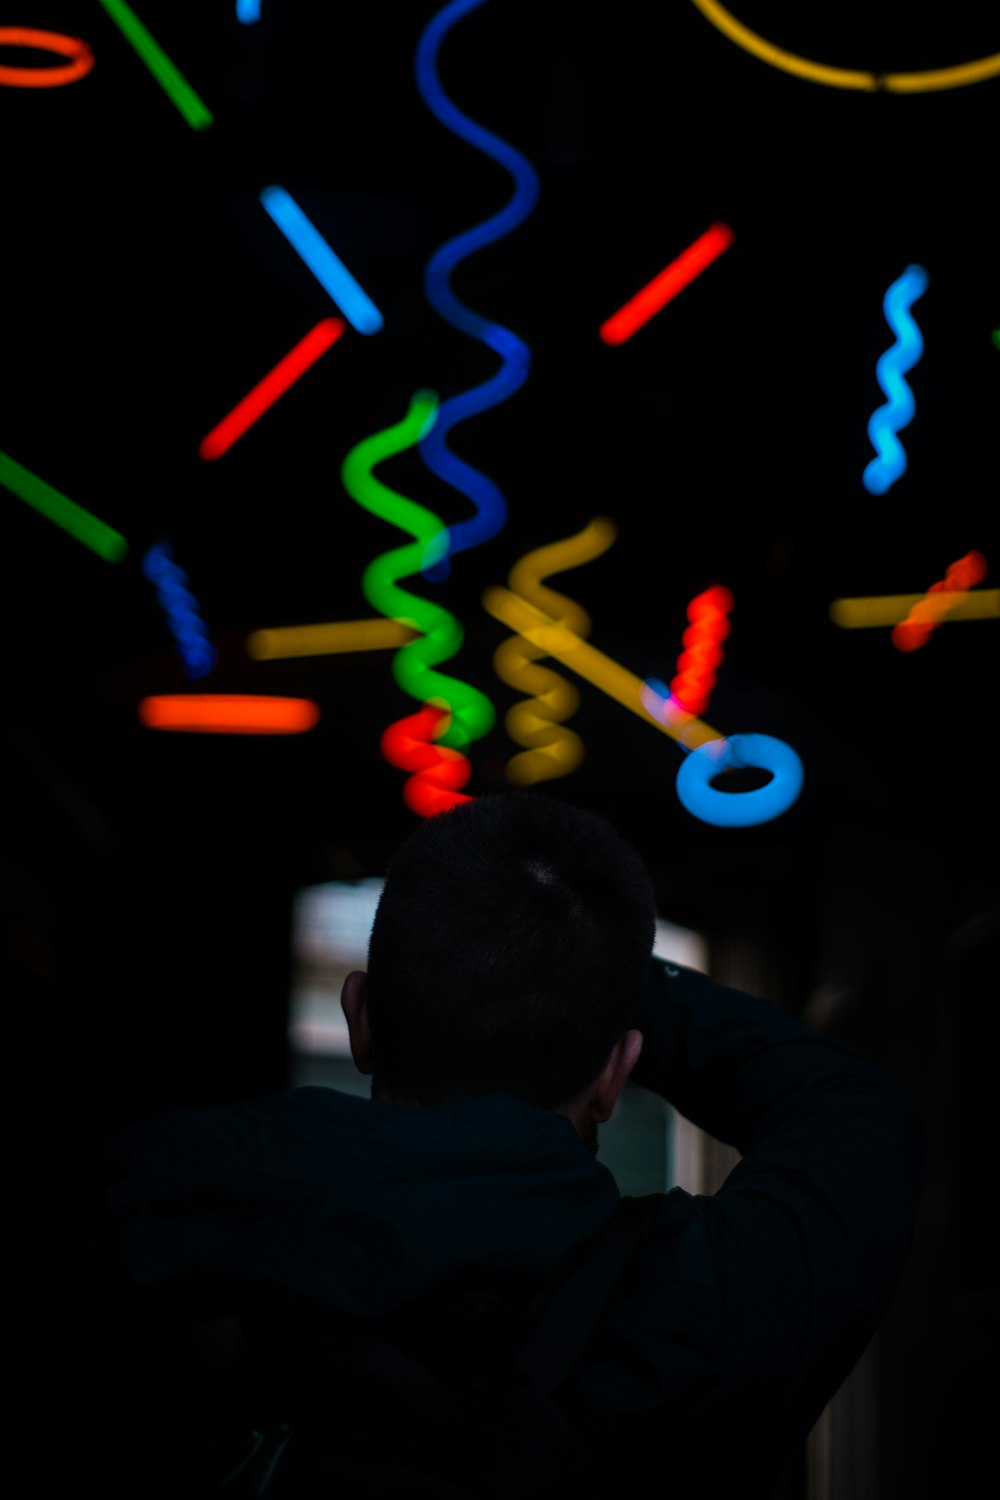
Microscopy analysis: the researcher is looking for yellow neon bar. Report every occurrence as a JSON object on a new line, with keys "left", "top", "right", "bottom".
{"left": 482, "top": 585, "right": 722, "bottom": 752}
{"left": 829, "top": 590, "right": 1000, "bottom": 628}
{"left": 247, "top": 618, "right": 418, "bottom": 659}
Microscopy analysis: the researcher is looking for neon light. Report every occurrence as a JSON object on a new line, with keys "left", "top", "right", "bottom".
{"left": 138, "top": 695, "right": 319, "bottom": 734}
{"left": 414, "top": 0, "right": 539, "bottom": 575}
{"left": 483, "top": 585, "right": 803, "bottom": 827}
{"left": 598, "top": 225, "right": 735, "bottom": 346}
{"left": 341, "top": 392, "right": 495, "bottom": 754}
{"left": 199, "top": 318, "right": 346, "bottom": 461}
{"left": 689, "top": 0, "right": 1000, "bottom": 93}
{"left": 236, "top": 0, "right": 261, "bottom": 22}
{"left": 674, "top": 733, "right": 805, "bottom": 828}
{"left": 259, "top": 187, "right": 383, "bottom": 334}
{"left": 863, "top": 265, "right": 928, "bottom": 496}
{"left": 0, "top": 447, "right": 128, "bottom": 561}
{"left": 486, "top": 585, "right": 719, "bottom": 748}
{"left": 0, "top": 27, "right": 94, "bottom": 87}
{"left": 494, "top": 518, "right": 617, "bottom": 785}
{"left": 142, "top": 543, "right": 217, "bottom": 679}
{"left": 829, "top": 587, "right": 1000, "bottom": 628}
{"left": 95, "top": 1, "right": 213, "bottom": 129}
{"left": 247, "top": 619, "right": 417, "bottom": 659}
{"left": 380, "top": 704, "right": 473, "bottom": 818}
{"left": 669, "top": 584, "right": 734, "bottom": 715}
{"left": 891, "top": 551, "right": 988, "bottom": 652}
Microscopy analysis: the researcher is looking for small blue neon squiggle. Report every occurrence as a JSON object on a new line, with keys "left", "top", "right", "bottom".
{"left": 142, "top": 542, "right": 217, "bottom": 679}
{"left": 863, "top": 264, "right": 929, "bottom": 496}
{"left": 415, "top": 0, "right": 540, "bottom": 579}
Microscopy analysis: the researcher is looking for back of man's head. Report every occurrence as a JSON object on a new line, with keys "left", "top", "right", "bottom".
{"left": 365, "top": 791, "right": 656, "bottom": 1109}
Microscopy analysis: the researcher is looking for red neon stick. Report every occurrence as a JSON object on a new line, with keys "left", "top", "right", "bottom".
{"left": 599, "top": 223, "right": 735, "bottom": 346}
{"left": 138, "top": 694, "right": 320, "bottom": 734}
{"left": 199, "top": 317, "right": 346, "bottom": 460}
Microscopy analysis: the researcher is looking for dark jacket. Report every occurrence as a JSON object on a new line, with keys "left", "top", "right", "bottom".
{"left": 74, "top": 958, "right": 925, "bottom": 1498}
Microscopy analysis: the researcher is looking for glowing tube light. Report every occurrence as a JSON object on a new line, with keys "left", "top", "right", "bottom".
{"left": 495, "top": 518, "right": 617, "bottom": 785}
{"left": 689, "top": 0, "right": 1000, "bottom": 94}
{"left": 484, "top": 585, "right": 722, "bottom": 750}
{"left": 863, "top": 265, "right": 928, "bottom": 495}
{"left": 381, "top": 703, "right": 473, "bottom": 818}
{"left": 669, "top": 584, "right": 734, "bottom": 715}
{"left": 0, "top": 27, "right": 95, "bottom": 87}
{"left": 236, "top": 1, "right": 261, "bottom": 22}
{"left": 138, "top": 695, "right": 319, "bottom": 734}
{"left": 199, "top": 318, "right": 346, "bottom": 460}
{"left": 484, "top": 585, "right": 803, "bottom": 827}
{"left": 0, "top": 447, "right": 127, "bottom": 561}
{"left": 414, "top": 0, "right": 540, "bottom": 572}
{"left": 260, "top": 187, "right": 383, "bottom": 334}
{"left": 95, "top": 1, "right": 213, "bottom": 130}
{"left": 143, "top": 543, "right": 217, "bottom": 679}
{"left": 247, "top": 618, "right": 418, "bottom": 659}
{"left": 829, "top": 588, "right": 1000, "bottom": 628}
{"left": 599, "top": 224, "right": 734, "bottom": 345}
{"left": 891, "top": 551, "right": 988, "bottom": 652}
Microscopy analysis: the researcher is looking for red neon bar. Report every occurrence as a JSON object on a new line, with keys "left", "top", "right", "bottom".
{"left": 199, "top": 318, "right": 346, "bottom": 460}
{"left": 599, "top": 223, "right": 735, "bottom": 346}
{"left": 138, "top": 695, "right": 320, "bottom": 734}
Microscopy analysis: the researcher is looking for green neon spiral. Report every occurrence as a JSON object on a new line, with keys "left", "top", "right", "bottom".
{"left": 341, "top": 390, "right": 495, "bottom": 748}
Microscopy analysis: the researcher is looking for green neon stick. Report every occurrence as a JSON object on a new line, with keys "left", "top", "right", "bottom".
{"left": 341, "top": 391, "right": 495, "bottom": 749}
{"left": 96, "top": 0, "right": 213, "bottom": 131}
{"left": 0, "top": 448, "right": 128, "bottom": 562}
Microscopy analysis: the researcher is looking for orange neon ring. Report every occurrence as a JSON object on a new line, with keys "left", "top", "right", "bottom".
{"left": 0, "top": 27, "right": 94, "bottom": 88}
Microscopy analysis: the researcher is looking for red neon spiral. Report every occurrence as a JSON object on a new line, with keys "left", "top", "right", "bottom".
{"left": 380, "top": 705, "right": 473, "bottom": 818}
{"left": 669, "top": 584, "right": 734, "bottom": 715}
{"left": 891, "top": 550, "right": 987, "bottom": 653}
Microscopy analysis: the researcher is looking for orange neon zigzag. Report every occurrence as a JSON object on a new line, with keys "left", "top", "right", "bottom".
{"left": 669, "top": 585, "right": 735, "bottom": 715}
{"left": 380, "top": 704, "right": 473, "bottom": 818}
{"left": 891, "top": 551, "right": 987, "bottom": 652}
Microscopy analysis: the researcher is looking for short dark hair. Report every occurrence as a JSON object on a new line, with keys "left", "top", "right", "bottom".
{"left": 364, "top": 792, "right": 656, "bottom": 1110}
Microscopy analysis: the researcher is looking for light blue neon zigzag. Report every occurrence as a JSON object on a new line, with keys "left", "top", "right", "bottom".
{"left": 863, "top": 264, "right": 929, "bottom": 496}
{"left": 415, "top": 0, "right": 540, "bottom": 577}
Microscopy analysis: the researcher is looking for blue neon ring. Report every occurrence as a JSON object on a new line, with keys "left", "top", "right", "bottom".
{"left": 674, "top": 733, "right": 804, "bottom": 827}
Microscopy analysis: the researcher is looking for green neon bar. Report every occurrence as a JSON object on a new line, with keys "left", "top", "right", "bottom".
{"left": 96, "top": 0, "right": 214, "bottom": 131}
{"left": 0, "top": 448, "right": 128, "bottom": 562}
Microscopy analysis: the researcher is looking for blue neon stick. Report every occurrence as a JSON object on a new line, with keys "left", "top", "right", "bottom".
{"left": 236, "top": 0, "right": 261, "bottom": 21}
{"left": 259, "top": 186, "right": 383, "bottom": 335}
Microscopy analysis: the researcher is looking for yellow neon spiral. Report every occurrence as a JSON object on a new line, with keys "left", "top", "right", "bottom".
{"left": 494, "top": 517, "right": 617, "bottom": 784}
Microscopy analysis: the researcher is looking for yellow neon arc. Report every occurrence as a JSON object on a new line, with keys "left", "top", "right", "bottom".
{"left": 691, "top": 0, "right": 1000, "bottom": 93}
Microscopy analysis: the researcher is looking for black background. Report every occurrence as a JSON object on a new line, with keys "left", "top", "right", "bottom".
{"left": 3, "top": 6, "right": 999, "bottom": 1493}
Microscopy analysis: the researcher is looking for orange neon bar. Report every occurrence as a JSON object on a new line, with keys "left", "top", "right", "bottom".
{"left": 138, "top": 694, "right": 320, "bottom": 734}
{"left": 599, "top": 223, "right": 735, "bottom": 345}
{"left": 0, "top": 27, "right": 94, "bottom": 87}
{"left": 199, "top": 318, "right": 347, "bottom": 460}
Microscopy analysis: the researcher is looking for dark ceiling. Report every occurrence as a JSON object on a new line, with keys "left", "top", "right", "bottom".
{"left": 3, "top": 1, "right": 999, "bottom": 928}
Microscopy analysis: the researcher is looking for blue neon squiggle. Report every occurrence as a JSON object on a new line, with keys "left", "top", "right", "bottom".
{"left": 142, "top": 542, "right": 217, "bottom": 679}
{"left": 863, "top": 264, "right": 929, "bottom": 496}
{"left": 415, "top": 0, "right": 540, "bottom": 578}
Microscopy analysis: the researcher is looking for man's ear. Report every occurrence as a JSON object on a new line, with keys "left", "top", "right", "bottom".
{"left": 341, "top": 970, "right": 373, "bottom": 1075}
